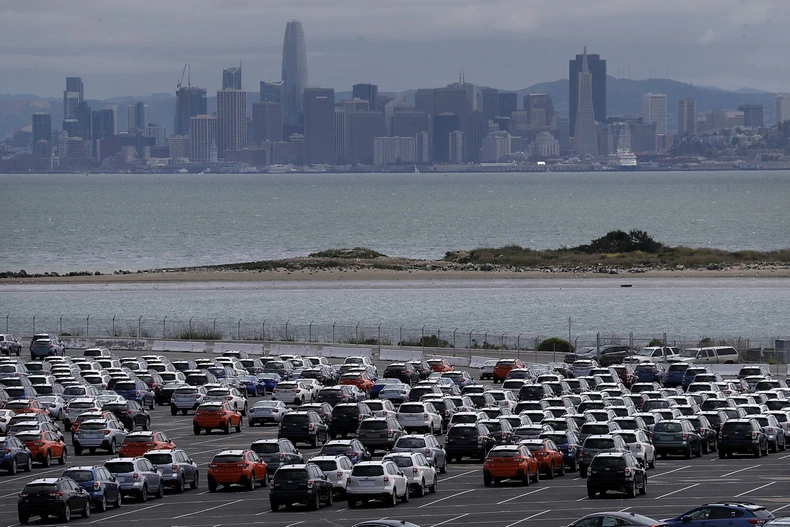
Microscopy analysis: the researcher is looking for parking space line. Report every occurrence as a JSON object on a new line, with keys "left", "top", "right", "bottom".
{"left": 772, "top": 504, "right": 790, "bottom": 514}
{"left": 439, "top": 470, "right": 475, "bottom": 481}
{"left": 418, "top": 489, "right": 475, "bottom": 508}
{"left": 619, "top": 507, "right": 631, "bottom": 512}
{"left": 172, "top": 499, "right": 244, "bottom": 519}
{"left": 497, "top": 487, "right": 548, "bottom": 505}
{"left": 654, "top": 483, "right": 699, "bottom": 499}
{"left": 90, "top": 503, "right": 167, "bottom": 523}
{"left": 719, "top": 465, "right": 759, "bottom": 478}
{"left": 650, "top": 465, "right": 689, "bottom": 478}
{"left": 284, "top": 522, "right": 304, "bottom": 527}
{"left": 432, "top": 513, "right": 470, "bottom": 527}
{"left": 505, "top": 509, "right": 550, "bottom": 527}
{"left": 735, "top": 482, "right": 774, "bottom": 497}
{"left": 779, "top": 454, "right": 790, "bottom": 460}
{"left": 254, "top": 509, "right": 272, "bottom": 516}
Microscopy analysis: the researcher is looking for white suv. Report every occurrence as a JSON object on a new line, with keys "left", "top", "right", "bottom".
{"left": 612, "top": 429, "right": 656, "bottom": 468}
{"left": 273, "top": 381, "right": 314, "bottom": 405}
{"left": 382, "top": 452, "right": 438, "bottom": 497}
{"left": 396, "top": 402, "right": 443, "bottom": 435}
{"left": 204, "top": 385, "right": 248, "bottom": 415}
{"left": 346, "top": 460, "right": 409, "bottom": 508}
{"left": 309, "top": 455, "right": 355, "bottom": 495}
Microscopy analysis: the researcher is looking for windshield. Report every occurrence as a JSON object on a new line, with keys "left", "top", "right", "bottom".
{"left": 398, "top": 404, "right": 424, "bottom": 414}
{"left": 212, "top": 455, "right": 244, "bottom": 464}
{"left": 352, "top": 465, "right": 384, "bottom": 477}
{"left": 637, "top": 348, "right": 657, "bottom": 356}
{"left": 654, "top": 422, "right": 682, "bottom": 432}
{"left": 591, "top": 457, "right": 625, "bottom": 469}
{"left": 312, "top": 460, "right": 337, "bottom": 471}
{"left": 583, "top": 438, "right": 615, "bottom": 449}
{"left": 681, "top": 349, "right": 698, "bottom": 357}
{"left": 581, "top": 424, "right": 610, "bottom": 434}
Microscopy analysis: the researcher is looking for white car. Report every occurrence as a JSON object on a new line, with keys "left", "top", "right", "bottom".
{"left": 0, "top": 408, "right": 16, "bottom": 434}
{"left": 382, "top": 451, "right": 438, "bottom": 496}
{"left": 297, "top": 379, "right": 322, "bottom": 401}
{"left": 249, "top": 400, "right": 290, "bottom": 426}
{"left": 309, "top": 455, "right": 355, "bottom": 495}
{"left": 488, "top": 390, "right": 518, "bottom": 411}
{"left": 346, "top": 460, "right": 410, "bottom": 508}
{"left": 63, "top": 398, "right": 101, "bottom": 427}
{"left": 479, "top": 360, "right": 497, "bottom": 380}
{"left": 396, "top": 402, "right": 443, "bottom": 434}
{"left": 204, "top": 385, "right": 248, "bottom": 415}
{"left": 306, "top": 356, "right": 331, "bottom": 368}
{"left": 343, "top": 356, "right": 378, "bottom": 376}
{"left": 363, "top": 399, "right": 397, "bottom": 418}
{"left": 170, "top": 385, "right": 208, "bottom": 414}
{"left": 613, "top": 429, "right": 656, "bottom": 468}
{"left": 273, "top": 380, "right": 314, "bottom": 405}
{"left": 36, "top": 395, "right": 67, "bottom": 421}
{"left": 501, "top": 379, "right": 527, "bottom": 396}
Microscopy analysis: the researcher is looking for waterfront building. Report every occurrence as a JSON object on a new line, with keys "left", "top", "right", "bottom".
{"left": 167, "top": 135, "right": 190, "bottom": 159}
{"left": 352, "top": 84, "right": 379, "bottom": 112}
{"left": 348, "top": 110, "right": 387, "bottom": 164}
{"left": 449, "top": 130, "right": 464, "bottom": 163}
{"left": 174, "top": 86, "right": 207, "bottom": 136}
{"left": 569, "top": 50, "right": 606, "bottom": 135}
{"left": 482, "top": 87, "right": 498, "bottom": 119}
{"left": 432, "top": 113, "right": 460, "bottom": 163}
{"left": 373, "top": 136, "right": 416, "bottom": 165}
{"left": 127, "top": 102, "right": 148, "bottom": 134}
{"left": 146, "top": 124, "right": 166, "bottom": 146}
{"left": 62, "top": 77, "right": 84, "bottom": 130}
{"left": 282, "top": 20, "right": 308, "bottom": 126}
{"left": 190, "top": 115, "right": 217, "bottom": 163}
{"left": 303, "top": 87, "right": 334, "bottom": 164}
{"left": 573, "top": 48, "right": 600, "bottom": 157}
{"left": 216, "top": 89, "right": 247, "bottom": 159}
{"left": 677, "top": 98, "right": 696, "bottom": 136}
{"left": 529, "top": 131, "right": 560, "bottom": 158}
{"left": 629, "top": 122, "right": 657, "bottom": 153}
{"left": 222, "top": 66, "right": 242, "bottom": 90}
{"left": 32, "top": 113, "right": 52, "bottom": 145}
{"left": 642, "top": 93, "right": 667, "bottom": 136}
{"left": 739, "top": 104, "right": 764, "bottom": 128}
{"left": 480, "top": 131, "right": 511, "bottom": 162}
{"left": 465, "top": 110, "right": 488, "bottom": 163}
{"left": 415, "top": 131, "right": 430, "bottom": 164}
{"left": 775, "top": 94, "right": 789, "bottom": 125}
{"left": 391, "top": 105, "right": 430, "bottom": 140}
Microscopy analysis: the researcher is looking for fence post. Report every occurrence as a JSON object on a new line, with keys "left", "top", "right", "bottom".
{"left": 517, "top": 333, "right": 522, "bottom": 359}
{"left": 332, "top": 322, "right": 336, "bottom": 345}
{"left": 399, "top": 325, "right": 403, "bottom": 346}
{"left": 377, "top": 324, "right": 382, "bottom": 347}
{"left": 453, "top": 328, "right": 458, "bottom": 350}
{"left": 284, "top": 321, "right": 289, "bottom": 342}
{"left": 86, "top": 315, "right": 90, "bottom": 339}
{"left": 188, "top": 317, "right": 193, "bottom": 337}
{"left": 309, "top": 321, "right": 313, "bottom": 343}
{"left": 437, "top": 327, "right": 442, "bottom": 352}
{"left": 112, "top": 315, "right": 116, "bottom": 337}
{"left": 501, "top": 332, "right": 506, "bottom": 350}
{"left": 469, "top": 329, "right": 475, "bottom": 350}
{"left": 663, "top": 332, "right": 667, "bottom": 346}
{"left": 356, "top": 322, "right": 360, "bottom": 345}
{"left": 5, "top": 313, "right": 8, "bottom": 334}
{"left": 60, "top": 314, "right": 63, "bottom": 335}
{"left": 163, "top": 316, "right": 167, "bottom": 339}
{"left": 421, "top": 326, "right": 425, "bottom": 350}
{"left": 262, "top": 319, "right": 266, "bottom": 344}
{"left": 238, "top": 319, "right": 242, "bottom": 340}
{"left": 629, "top": 331, "right": 633, "bottom": 349}
{"left": 138, "top": 316, "right": 142, "bottom": 338}
{"left": 484, "top": 331, "right": 489, "bottom": 349}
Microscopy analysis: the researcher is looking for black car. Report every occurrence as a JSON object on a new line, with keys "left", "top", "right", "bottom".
{"left": 18, "top": 477, "right": 92, "bottom": 523}
{"left": 297, "top": 402, "right": 333, "bottom": 424}
{"left": 719, "top": 418, "right": 769, "bottom": 458}
{"left": 680, "top": 415, "right": 718, "bottom": 454}
{"left": 317, "top": 385, "right": 364, "bottom": 406}
{"left": 652, "top": 420, "right": 704, "bottom": 459}
{"left": 102, "top": 400, "right": 151, "bottom": 432}
{"left": 424, "top": 397, "right": 458, "bottom": 431}
{"left": 62, "top": 465, "right": 123, "bottom": 511}
{"left": 157, "top": 382, "right": 185, "bottom": 406}
{"left": 407, "top": 360, "right": 432, "bottom": 380}
{"left": 519, "top": 384, "right": 554, "bottom": 401}
{"left": 356, "top": 417, "right": 405, "bottom": 455}
{"left": 330, "top": 402, "right": 374, "bottom": 439}
{"left": 408, "top": 384, "right": 443, "bottom": 402}
{"left": 250, "top": 438, "right": 304, "bottom": 475}
{"left": 480, "top": 419, "right": 515, "bottom": 445}
{"left": 445, "top": 423, "right": 497, "bottom": 462}
{"left": 586, "top": 452, "right": 647, "bottom": 498}
{"left": 278, "top": 411, "right": 329, "bottom": 447}
{"left": 383, "top": 363, "right": 420, "bottom": 386}
{"left": 269, "top": 463, "right": 334, "bottom": 511}
{"left": 300, "top": 366, "right": 337, "bottom": 386}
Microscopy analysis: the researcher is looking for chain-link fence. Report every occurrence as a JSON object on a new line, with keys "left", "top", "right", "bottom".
{"left": 2, "top": 312, "right": 786, "bottom": 365}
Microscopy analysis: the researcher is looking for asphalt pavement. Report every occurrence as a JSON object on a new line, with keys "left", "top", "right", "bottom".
{"left": 0, "top": 350, "right": 788, "bottom": 527}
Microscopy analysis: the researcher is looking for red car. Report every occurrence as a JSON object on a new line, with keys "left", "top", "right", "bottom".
{"left": 493, "top": 359, "right": 526, "bottom": 383}
{"left": 518, "top": 438, "right": 566, "bottom": 478}
{"left": 427, "top": 359, "right": 453, "bottom": 373}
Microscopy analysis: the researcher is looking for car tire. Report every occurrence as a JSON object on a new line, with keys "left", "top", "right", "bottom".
{"left": 18, "top": 513, "right": 29, "bottom": 525}
{"left": 347, "top": 497, "right": 356, "bottom": 508}
{"left": 754, "top": 447, "right": 761, "bottom": 458}
{"left": 235, "top": 419, "right": 242, "bottom": 433}
{"left": 484, "top": 474, "right": 492, "bottom": 487}
{"left": 25, "top": 457, "right": 32, "bottom": 472}
{"left": 308, "top": 492, "right": 320, "bottom": 510}
{"left": 626, "top": 484, "right": 636, "bottom": 499}
{"left": 177, "top": 475, "right": 185, "bottom": 493}
{"left": 648, "top": 455, "right": 655, "bottom": 469}
{"left": 139, "top": 485, "right": 148, "bottom": 502}
{"left": 559, "top": 461, "right": 566, "bottom": 476}
{"left": 719, "top": 450, "right": 727, "bottom": 459}
{"left": 569, "top": 460, "right": 577, "bottom": 472}
{"left": 59, "top": 448, "right": 68, "bottom": 465}
{"left": 82, "top": 500, "right": 91, "bottom": 518}
{"left": 223, "top": 422, "right": 231, "bottom": 434}
{"left": 440, "top": 460, "right": 447, "bottom": 474}
{"left": 326, "top": 488, "right": 333, "bottom": 506}
{"left": 587, "top": 488, "right": 596, "bottom": 499}
{"left": 247, "top": 473, "right": 256, "bottom": 492}
{"left": 108, "top": 440, "right": 116, "bottom": 455}
{"left": 43, "top": 451, "right": 51, "bottom": 467}
{"left": 416, "top": 479, "right": 425, "bottom": 497}
{"left": 143, "top": 418, "right": 150, "bottom": 432}
{"left": 402, "top": 486, "right": 409, "bottom": 503}
{"left": 270, "top": 501, "right": 279, "bottom": 511}
{"left": 533, "top": 466, "right": 540, "bottom": 483}
{"left": 113, "top": 492, "right": 122, "bottom": 508}
{"left": 96, "top": 495, "right": 107, "bottom": 513}
{"left": 684, "top": 446, "right": 692, "bottom": 459}
{"left": 639, "top": 476, "right": 647, "bottom": 495}
{"left": 208, "top": 481, "right": 217, "bottom": 493}
{"left": 262, "top": 471, "right": 269, "bottom": 487}
{"left": 191, "top": 472, "right": 199, "bottom": 490}
{"left": 579, "top": 464, "right": 587, "bottom": 478}
{"left": 74, "top": 446, "right": 82, "bottom": 456}
{"left": 694, "top": 443, "right": 702, "bottom": 458}
{"left": 310, "top": 436, "right": 317, "bottom": 448}
{"left": 193, "top": 426, "right": 201, "bottom": 435}
{"left": 521, "top": 469, "right": 530, "bottom": 486}
{"left": 387, "top": 490, "right": 397, "bottom": 507}
{"left": 61, "top": 503, "right": 71, "bottom": 522}
{"left": 170, "top": 406, "right": 177, "bottom": 416}
{"left": 546, "top": 462, "right": 555, "bottom": 479}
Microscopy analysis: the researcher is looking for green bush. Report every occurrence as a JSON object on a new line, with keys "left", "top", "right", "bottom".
{"left": 537, "top": 337, "right": 574, "bottom": 353}
{"left": 648, "top": 338, "right": 664, "bottom": 347}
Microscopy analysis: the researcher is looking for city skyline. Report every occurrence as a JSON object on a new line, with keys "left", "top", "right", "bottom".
{"left": 1, "top": 2, "right": 788, "bottom": 99}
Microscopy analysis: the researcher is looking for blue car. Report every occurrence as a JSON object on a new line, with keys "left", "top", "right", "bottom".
{"left": 664, "top": 502, "right": 774, "bottom": 527}
{"left": 664, "top": 363, "right": 690, "bottom": 387}
{"left": 256, "top": 373, "right": 281, "bottom": 393}
{"left": 0, "top": 435, "right": 32, "bottom": 474}
{"left": 634, "top": 363, "right": 665, "bottom": 383}
{"left": 62, "top": 465, "right": 123, "bottom": 510}
{"left": 540, "top": 430, "right": 581, "bottom": 472}
{"left": 682, "top": 366, "right": 709, "bottom": 390}
{"left": 238, "top": 375, "right": 267, "bottom": 397}
{"left": 371, "top": 378, "right": 401, "bottom": 399}
{"left": 113, "top": 379, "right": 155, "bottom": 409}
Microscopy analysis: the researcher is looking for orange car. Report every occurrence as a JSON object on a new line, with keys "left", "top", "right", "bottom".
{"left": 207, "top": 449, "right": 268, "bottom": 492}
{"left": 492, "top": 359, "right": 525, "bottom": 383}
{"left": 427, "top": 359, "right": 453, "bottom": 373}
{"left": 193, "top": 401, "right": 242, "bottom": 435}
{"left": 16, "top": 430, "right": 68, "bottom": 466}
{"left": 518, "top": 438, "right": 566, "bottom": 478}
{"left": 338, "top": 371, "right": 374, "bottom": 393}
{"left": 483, "top": 444, "right": 539, "bottom": 486}
{"left": 119, "top": 430, "right": 175, "bottom": 457}
{"left": 4, "top": 399, "right": 49, "bottom": 415}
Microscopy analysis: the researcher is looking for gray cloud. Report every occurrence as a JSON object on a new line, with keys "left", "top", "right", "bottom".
{"left": 0, "top": 0, "right": 787, "bottom": 98}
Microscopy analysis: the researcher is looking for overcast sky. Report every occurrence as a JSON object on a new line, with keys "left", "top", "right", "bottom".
{"left": 1, "top": 0, "right": 788, "bottom": 99}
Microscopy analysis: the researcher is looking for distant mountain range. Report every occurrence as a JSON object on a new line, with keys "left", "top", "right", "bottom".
{"left": 0, "top": 77, "right": 780, "bottom": 139}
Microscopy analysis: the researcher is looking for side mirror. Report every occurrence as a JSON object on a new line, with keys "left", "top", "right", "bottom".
{"left": 398, "top": 471, "right": 405, "bottom": 477}
{"left": 681, "top": 516, "right": 691, "bottom": 523}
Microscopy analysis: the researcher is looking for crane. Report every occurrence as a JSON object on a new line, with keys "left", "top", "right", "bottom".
{"left": 177, "top": 63, "right": 191, "bottom": 89}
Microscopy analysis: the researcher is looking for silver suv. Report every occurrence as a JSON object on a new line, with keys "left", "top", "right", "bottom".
{"left": 346, "top": 460, "right": 409, "bottom": 508}
{"left": 104, "top": 457, "right": 164, "bottom": 501}
{"left": 392, "top": 434, "right": 448, "bottom": 473}
{"left": 143, "top": 449, "right": 199, "bottom": 493}
{"left": 382, "top": 452, "right": 438, "bottom": 497}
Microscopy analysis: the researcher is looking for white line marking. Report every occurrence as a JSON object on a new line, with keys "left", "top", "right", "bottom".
{"left": 285, "top": 522, "right": 305, "bottom": 527}
{"left": 333, "top": 507, "right": 349, "bottom": 513}
{"left": 418, "top": 489, "right": 475, "bottom": 508}
{"left": 619, "top": 507, "right": 632, "bottom": 512}
{"left": 172, "top": 498, "right": 244, "bottom": 519}
{"left": 654, "top": 483, "right": 700, "bottom": 499}
{"left": 505, "top": 510, "right": 551, "bottom": 527}
{"left": 497, "top": 487, "right": 548, "bottom": 505}
{"left": 720, "top": 465, "right": 759, "bottom": 478}
{"left": 90, "top": 503, "right": 166, "bottom": 523}
{"left": 254, "top": 509, "right": 272, "bottom": 516}
{"left": 439, "top": 470, "right": 475, "bottom": 481}
{"left": 576, "top": 496, "right": 588, "bottom": 501}
{"left": 735, "top": 481, "right": 774, "bottom": 497}
{"left": 779, "top": 454, "right": 790, "bottom": 460}
{"left": 773, "top": 504, "right": 790, "bottom": 514}
{"left": 650, "top": 465, "right": 690, "bottom": 478}
{"left": 432, "top": 513, "right": 470, "bottom": 527}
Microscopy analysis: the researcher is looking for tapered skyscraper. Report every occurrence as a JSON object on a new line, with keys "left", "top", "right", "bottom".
{"left": 573, "top": 47, "right": 599, "bottom": 157}
{"left": 282, "top": 20, "right": 308, "bottom": 127}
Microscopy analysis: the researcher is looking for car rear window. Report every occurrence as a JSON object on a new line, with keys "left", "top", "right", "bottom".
{"left": 274, "top": 468, "right": 308, "bottom": 481}
{"left": 591, "top": 457, "right": 626, "bottom": 469}
{"left": 360, "top": 420, "right": 387, "bottom": 430}
{"left": 63, "top": 470, "right": 95, "bottom": 482}
{"left": 213, "top": 454, "right": 244, "bottom": 464}
{"left": 123, "top": 435, "right": 153, "bottom": 443}
{"left": 387, "top": 456, "right": 414, "bottom": 468}
{"left": 283, "top": 414, "right": 309, "bottom": 423}
{"left": 398, "top": 404, "right": 424, "bottom": 414}
{"left": 617, "top": 433, "right": 638, "bottom": 443}
{"left": 321, "top": 444, "right": 351, "bottom": 454}
{"left": 488, "top": 449, "right": 520, "bottom": 458}
{"left": 583, "top": 438, "right": 615, "bottom": 449}
{"left": 581, "top": 424, "right": 610, "bottom": 434}
{"left": 352, "top": 465, "right": 384, "bottom": 477}
{"left": 723, "top": 422, "right": 754, "bottom": 433}
{"left": 79, "top": 422, "right": 107, "bottom": 430}
{"left": 484, "top": 421, "right": 503, "bottom": 432}
{"left": 23, "top": 483, "right": 58, "bottom": 493}
{"left": 396, "top": 437, "right": 426, "bottom": 448}
{"left": 106, "top": 462, "right": 135, "bottom": 473}
{"left": 64, "top": 387, "right": 87, "bottom": 394}
{"left": 654, "top": 422, "right": 683, "bottom": 432}
{"left": 251, "top": 443, "right": 280, "bottom": 454}
{"left": 449, "top": 426, "right": 477, "bottom": 437}
{"left": 114, "top": 382, "right": 137, "bottom": 390}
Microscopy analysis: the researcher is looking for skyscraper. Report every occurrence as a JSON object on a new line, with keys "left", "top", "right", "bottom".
{"left": 776, "top": 94, "right": 789, "bottom": 125}
{"left": 573, "top": 48, "right": 600, "bottom": 157}
{"left": 260, "top": 80, "right": 284, "bottom": 102}
{"left": 190, "top": 115, "right": 218, "bottom": 163}
{"left": 481, "top": 88, "right": 498, "bottom": 119}
{"left": 32, "top": 113, "right": 52, "bottom": 144}
{"left": 677, "top": 98, "right": 696, "bottom": 136}
{"left": 642, "top": 93, "right": 667, "bottom": 135}
{"left": 222, "top": 66, "right": 242, "bottom": 90}
{"left": 432, "top": 113, "right": 460, "bottom": 163}
{"left": 739, "top": 104, "right": 764, "bottom": 128}
{"left": 348, "top": 111, "right": 386, "bottom": 164}
{"left": 127, "top": 102, "right": 148, "bottom": 134}
{"left": 392, "top": 105, "right": 430, "bottom": 140}
{"left": 569, "top": 50, "right": 606, "bottom": 135}
{"left": 63, "top": 77, "right": 84, "bottom": 123}
{"left": 303, "top": 87, "right": 334, "bottom": 164}
{"left": 524, "top": 94, "right": 555, "bottom": 128}
{"left": 497, "top": 92, "right": 517, "bottom": 118}
{"left": 216, "top": 89, "right": 247, "bottom": 158}
{"left": 174, "top": 86, "right": 207, "bottom": 136}
{"left": 352, "top": 84, "right": 379, "bottom": 112}
{"left": 252, "top": 101, "right": 283, "bottom": 144}
{"left": 282, "top": 20, "right": 308, "bottom": 126}
{"left": 465, "top": 110, "right": 488, "bottom": 163}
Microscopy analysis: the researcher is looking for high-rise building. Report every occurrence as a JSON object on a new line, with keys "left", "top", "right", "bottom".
{"left": 739, "top": 104, "right": 764, "bottom": 127}
{"left": 260, "top": 80, "right": 284, "bottom": 103}
{"left": 569, "top": 50, "right": 606, "bottom": 135}
{"left": 434, "top": 87, "right": 471, "bottom": 117}
{"left": 190, "top": 115, "right": 218, "bottom": 162}
{"left": 530, "top": 131, "right": 560, "bottom": 158}
{"left": 414, "top": 89, "right": 435, "bottom": 116}
{"left": 573, "top": 48, "right": 599, "bottom": 157}
{"left": 352, "top": 84, "right": 379, "bottom": 112}
{"left": 642, "top": 93, "right": 667, "bottom": 136}
{"left": 348, "top": 111, "right": 386, "bottom": 164}
{"left": 524, "top": 94, "right": 555, "bottom": 128}
{"left": 481, "top": 88, "right": 498, "bottom": 119}
{"left": 449, "top": 130, "right": 464, "bottom": 163}
{"left": 775, "top": 94, "right": 789, "bottom": 125}
{"left": 216, "top": 89, "right": 247, "bottom": 158}
{"left": 497, "top": 92, "right": 517, "bottom": 118}
{"left": 607, "top": 121, "right": 632, "bottom": 153}
{"left": 75, "top": 101, "right": 92, "bottom": 140}
{"left": 677, "top": 98, "right": 696, "bottom": 136}
{"left": 481, "top": 131, "right": 511, "bottom": 162}
{"left": 168, "top": 136, "right": 190, "bottom": 159}
{"left": 629, "top": 122, "right": 657, "bottom": 153}
{"left": 127, "top": 102, "right": 148, "bottom": 134}
{"left": 252, "top": 102, "right": 283, "bottom": 144}
{"left": 432, "top": 113, "right": 460, "bottom": 163}
{"left": 373, "top": 136, "right": 416, "bottom": 165}
{"left": 90, "top": 109, "right": 115, "bottom": 158}
{"left": 62, "top": 77, "right": 84, "bottom": 124}
{"left": 146, "top": 124, "right": 166, "bottom": 146}
{"left": 32, "top": 113, "right": 52, "bottom": 144}
{"left": 303, "top": 87, "right": 334, "bottom": 164}
{"left": 65, "top": 77, "right": 84, "bottom": 101}
{"left": 282, "top": 20, "right": 308, "bottom": 126}
{"left": 465, "top": 110, "right": 488, "bottom": 163}
{"left": 391, "top": 105, "right": 430, "bottom": 139}
{"left": 222, "top": 66, "right": 242, "bottom": 90}
{"left": 415, "top": 131, "right": 430, "bottom": 164}
{"left": 334, "top": 106, "right": 347, "bottom": 164}
{"left": 174, "top": 86, "right": 207, "bottom": 136}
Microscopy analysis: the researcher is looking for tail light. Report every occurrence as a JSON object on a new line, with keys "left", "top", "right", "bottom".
{"left": 93, "top": 481, "right": 101, "bottom": 490}
{"left": 308, "top": 423, "right": 315, "bottom": 431}
{"left": 133, "top": 473, "right": 140, "bottom": 480}
{"left": 636, "top": 444, "right": 643, "bottom": 451}
{"left": 146, "top": 443, "right": 155, "bottom": 447}
{"left": 355, "top": 430, "right": 360, "bottom": 438}
{"left": 208, "top": 463, "right": 217, "bottom": 469}
{"left": 135, "top": 391, "right": 140, "bottom": 396}
{"left": 269, "top": 479, "right": 274, "bottom": 489}
{"left": 172, "top": 464, "right": 179, "bottom": 471}
{"left": 681, "top": 433, "right": 688, "bottom": 440}
{"left": 101, "top": 430, "right": 110, "bottom": 434}
{"left": 624, "top": 467, "right": 632, "bottom": 475}
{"left": 477, "top": 436, "right": 484, "bottom": 444}
{"left": 358, "top": 414, "right": 364, "bottom": 421}
{"left": 719, "top": 431, "right": 723, "bottom": 439}
{"left": 237, "top": 463, "right": 247, "bottom": 468}
{"left": 412, "top": 467, "right": 419, "bottom": 475}
{"left": 32, "top": 442, "right": 44, "bottom": 446}
{"left": 49, "top": 491, "right": 64, "bottom": 497}
{"left": 306, "top": 479, "right": 314, "bottom": 489}
{"left": 272, "top": 409, "right": 279, "bottom": 413}
{"left": 279, "top": 453, "right": 286, "bottom": 461}
{"left": 579, "top": 448, "right": 584, "bottom": 456}
{"left": 768, "top": 427, "right": 775, "bottom": 433}
{"left": 424, "top": 413, "right": 429, "bottom": 419}
{"left": 445, "top": 410, "right": 450, "bottom": 416}
{"left": 752, "top": 430, "right": 759, "bottom": 439}
{"left": 387, "top": 429, "right": 394, "bottom": 437}
{"left": 747, "top": 520, "right": 766, "bottom": 525}
{"left": 587, "top": 466, "right": 592, "bottom": 476}
{"left": 336, "top": 470, "right": 344, "bottom": 478}
{"left": 383, "top": 476, "right": 390, "bottom": 483}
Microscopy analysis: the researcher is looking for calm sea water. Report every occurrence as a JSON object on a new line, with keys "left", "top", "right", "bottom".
{"left": 2, "top": 171, "right": 789, "bottom": 274}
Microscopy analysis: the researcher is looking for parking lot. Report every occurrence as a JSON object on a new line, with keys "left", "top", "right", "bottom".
{"left": 0, "top": 350, "right": 788, "bottom": 527}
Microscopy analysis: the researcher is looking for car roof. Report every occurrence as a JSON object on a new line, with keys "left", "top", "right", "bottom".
{"left": 125, "top": 431, "right": 156, "bottom": 437}
{"left": 215, "top": 449, "right": 247, "bottom": 455}
{"left": 325, "top": 439, "right": 355, "bottom": 445}
{"left": 594, "top": 452, "right": 628, "bottom": 457}
{"left": 65, "top": 466, "right": 103, "bottom": 471}
{"left": 145, "top": 449, "right": 178, "bottom": 455}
